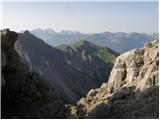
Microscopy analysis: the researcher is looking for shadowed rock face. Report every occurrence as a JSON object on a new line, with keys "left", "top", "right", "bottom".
{"left": 67, "top": 39, "right": 159, "bottom": 119}
{"left": 17, "top": 31, "right": 117, "bottom": 103}
{"left": 1, "top": 29, "right": 66, "bottom": 119}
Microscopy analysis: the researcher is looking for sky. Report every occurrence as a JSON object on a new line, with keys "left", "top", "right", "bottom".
{"left": 1, "top": 1, "right": 159, "bottom": 33}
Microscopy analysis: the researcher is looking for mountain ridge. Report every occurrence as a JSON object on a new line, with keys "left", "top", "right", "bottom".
{"left": 1, "top": 29, "right": 66, "bottom": 118}
{"left": 30, "top": 28, "right": 158, "bottom": 53}
{"left": 17, "top": 31, "right": 117, "bottom": 103}
{"left": 56, "top": 39, "right": 118, "bottom": 63}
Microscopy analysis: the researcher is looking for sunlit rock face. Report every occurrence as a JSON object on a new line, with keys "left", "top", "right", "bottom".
{"left": 107, "top": 39, "right": 159, "bottom": 93}
{"left": 67, "top": 39, "right": 159, "bottom": 119}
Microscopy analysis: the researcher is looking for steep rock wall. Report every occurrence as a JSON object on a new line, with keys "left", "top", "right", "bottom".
{"left": 1, "top": 29, "right": 66, "bottom": 118}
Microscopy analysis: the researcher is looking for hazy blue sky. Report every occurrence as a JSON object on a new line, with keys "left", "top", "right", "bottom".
{"left": 2, "top": 1, "right": 158, "bottom": 33}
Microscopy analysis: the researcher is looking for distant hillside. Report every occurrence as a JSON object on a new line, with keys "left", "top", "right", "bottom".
{"left": 30, "top": 28, "right": 158, "bottom": 53}
{"left": 17, "top": 31, "right": 118, "bottom": 103}
{"left": 56, "top": 40, "right": 118, "bottom": 63}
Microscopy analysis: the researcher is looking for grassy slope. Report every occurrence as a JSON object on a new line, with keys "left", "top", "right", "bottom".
{"left": 56, "top": 40, "right": 118, "bottom": 63}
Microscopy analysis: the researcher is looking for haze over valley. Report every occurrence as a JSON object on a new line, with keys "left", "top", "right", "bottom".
{"left": 30, "top": 28, "right": 158, "bottom": 53}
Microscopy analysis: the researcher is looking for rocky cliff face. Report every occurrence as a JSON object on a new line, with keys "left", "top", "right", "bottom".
{"left": 67, "top": 39, "right": 159, "bottom": 119}
{"left": 1, "top": 29, "right": 66, "bottom": 118}
{"left": 107, "top": 39, "right": 159, "bottom": 93}
{"left": 18, "top": 31, "right": 117, "bottom": 103}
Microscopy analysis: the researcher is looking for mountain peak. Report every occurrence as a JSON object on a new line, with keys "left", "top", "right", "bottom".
{"left": 1, "top": 29, "right": 18, "bottom": 46}
{"left": 45, "top": 28, "right": 56, "bottom": 34}
{"left": 57, "top": 40, "right": 118, "bottom": 63}
{"left": 76, "top": 40, "right": 91, "bottom": 45}
{"left": 23, "top": 30, "right": 31, "bottom": 35}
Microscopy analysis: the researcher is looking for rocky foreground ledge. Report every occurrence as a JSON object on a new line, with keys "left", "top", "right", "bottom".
{"left": 67, "top": 39, "right": 159, "bottom": 119}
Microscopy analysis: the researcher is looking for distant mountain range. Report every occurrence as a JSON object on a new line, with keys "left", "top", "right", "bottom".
{"left": 31, "top": 28, "right": 87, "bottom": 47}
{"left": 17, "top": 31, "right": 117, "bottom": 103}
{"left": 30, "top": 28, "right": 158, "bottom": 53}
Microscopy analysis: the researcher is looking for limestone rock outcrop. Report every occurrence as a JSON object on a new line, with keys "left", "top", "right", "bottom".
{"left": 1, "top": 29, "right": 66, "bottom": 118}
{"left": 107, "top": 40, "right": 159, "bottom": 93}
{"left": 67, "top": 39, "right": 159, "bottom": 119}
